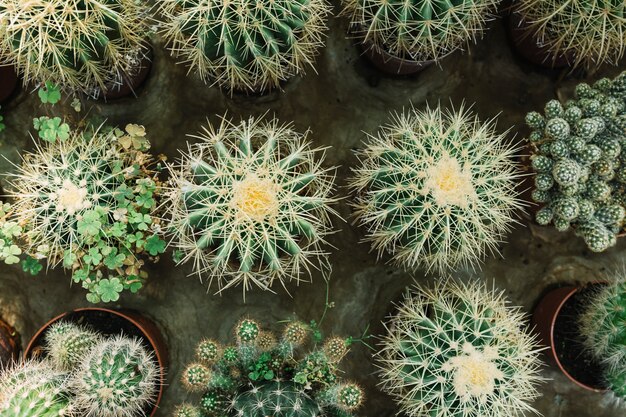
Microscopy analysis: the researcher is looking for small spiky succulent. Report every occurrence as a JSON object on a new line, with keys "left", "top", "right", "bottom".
{"left": 515, "top": 0, "right": 626, "bottom": 68}
{"left": 0, "top": 0, "right": 149, "bottom": 96}
{"left": 156, "top": 0, "right": 330, "bottom": 93}
{"left": 350, "top": 104, "right": 522, "bottom": 274}
{"left": 176, "top": 318, "right": 363, "bottom": 417}
{"left": 377, "top": 280, "right": 543, "bottom": 417}
{"left": 526, "top": 72, "right": 626, "bottom": 252}
{"left": 45, "top": 322, "right": 100, "bottom": 371}
{"left": 165, "top": 115, "right": 338, "bottom": 295}
{"left": 579, "top": 278, "right": 626, "bottom": 399}
{"left": 0, "top": 360, "right": 72, "bottom": 417}
{"left": 342, "top": 0, "right": 500, "bottom": 62}
{"left": 69, "top": 335, "right": 159, "bottom": 417}
{"left": 5, "top": 123, "right": 166, "bottom": 302}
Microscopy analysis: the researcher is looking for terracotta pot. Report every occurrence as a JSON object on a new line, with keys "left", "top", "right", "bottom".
{"left": 25, "top": 308, "right": 168, "bottom": 417}
{"left": 508, "top": 11, "right": 574, "bottom": 69}
{"left": 532, "top": 285, "right": 607, "bottom": 392}
{"left": 0, "top": 65, "right": 19, "bottom": 104}
{"left": 0, "top": 318, "right": 20, "bottom": 365}
{"left": 100, "top": 44, "right": 154, "bottom": 100}
{"left": 359, "top": 41, "right": 436, "bottom": 76}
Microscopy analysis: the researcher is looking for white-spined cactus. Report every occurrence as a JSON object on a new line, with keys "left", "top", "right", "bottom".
{"left": 165, "top": 115, "right": 338, "bottom": 295}
{"left": 377, "top": 280, "right": 543, "bottom": 417}
{"left": 350, "top": 104, "right": 522, "bottom": 274}
{"left": 45, "top": 321, "right": 101, "bottom": 371}
{"left": 156, "top": 0, "right": 331, "bottom": 93}
{"left": 0, "top": 0, "right": 149, "bottom": 96}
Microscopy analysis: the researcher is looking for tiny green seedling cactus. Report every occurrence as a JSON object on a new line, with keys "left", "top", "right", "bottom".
{"left": 526, "top": 71, "right": 626, "bottom": 252}
{"left": 0, "top": 0, "right": 149, "bottom": 96}
{"left": 377, "top": 280, "right": 543, "bottom": 417}
{"left": 166, "top": 115, "right": 338, "bottom": 295}
{"left": 176, "top": 318, "right": 364, "bottom": 417}
{"left": 350, "top": 104, "right": 522, "bottom": 274}
{"left": 515, "top": 0, "right": 626, "bottom": 68}
{"left": 156, "top": 0, "right": 330, "bottom": 93}
{"left": 342, "top": 0, "right": 500, "bottom": 62}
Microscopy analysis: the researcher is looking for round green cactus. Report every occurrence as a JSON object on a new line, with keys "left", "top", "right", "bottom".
{"left": 156, "top": 0, "right": 330, "bottom": 93}
{"left": 350, "top": 104, "right": 522, "bottom": 273}
{"left": 69, "top": 335, "right": 159, "bottom": 417}
{"left": 5, "top": 123, "right": 165, "bottom": 302}
{"left": 232, "top": 381, "right": 322, "bottom": 417}
{"left": 526, "top": 72, "right": 626, "bottom": 252}
{"left": 45, "top": 321, "right": 100, "bottom": 371}
{"left": 166, "top": 115, "right": 338, "bottom": 295}
{"left": 377, "top": 280, "right": 543, "bottom": 417}
{"left": 174, "top": 404, "right": 203, "bottom": 417}
{"left": 0, "top": 0, "right": 149, "bottom": 96}
{"left": 342, "top": 0, "right": 500, "bottom": 62}
{"left": 515, "top": 0, "right": 626, "bottom": 68}
{"left": 0, "top": 360, "right": 71, "bottom": 417}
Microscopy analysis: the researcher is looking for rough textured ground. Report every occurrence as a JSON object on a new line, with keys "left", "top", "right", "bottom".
{"left": 1, "top": 4, "right": 625, "bottom": 417}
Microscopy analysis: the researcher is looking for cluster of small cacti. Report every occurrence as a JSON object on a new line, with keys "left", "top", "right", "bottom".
{"left": 165, "top": 115, "right": 338, "bottom": 295}
{"left": 579, "top": 279, "right": 626, "bottom": 399}
{"left": 377, "top": 280, "right": 543, "bottom": 417}
{"left": 175, "top": 318, "right": 363, "bottom": 417}
{"left": 0, "top": 321, "right": 160, "bottom": 417}
{"left": 527, "top": 71, "right": 626, "bottom": 252}
{"left": 350, "top": 104, "right": 522, "bottom": 273}
{"left": 515, "top": 0, "right": 626, "bottom": 68}
{"left": 3, "top": 117, "right": 166, "bottom": 302}
{"left": 156, "top": 0, "right": 331, "bottom": 93}
{"left": 342, "top": 0, "right": 500, "bottom": 62}
{"left": 0, "top": 0, "right": 149, "bottom": 96}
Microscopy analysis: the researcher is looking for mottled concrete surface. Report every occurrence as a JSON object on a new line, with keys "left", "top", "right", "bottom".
{"left": 1, "top": 4, "right": 626, "bottom": 417}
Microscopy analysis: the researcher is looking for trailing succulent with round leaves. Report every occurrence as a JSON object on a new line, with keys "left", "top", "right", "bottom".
{"left": 342, "top": 0, "right": 500, "bottom": 62}
{"left": 156, "top": 0, "right": 330, "bottom": 93}
{"left": 175, "top": 318, "right": 363, "bottom": 417}
{"left": 4, "top": 121, "right": 166, "bottom": 303}
{"left": 0, "top": 0, "right": 149, "bottom": 96}
{"left": 526, "top": 72, "right": 626, "bottom": 252}
{"left": 377, "top": 280, "right": 543, "bottom": 417}
{"left": 350, "top": 104, "right": 522, "bottom": 274}
{"left": 579, "top": 277, "right": 626, "bottom": 400}
{"left": 515, "top": 0, "right": 626, "bottom": 68}
{"left": 0, "top": 360, "right": 72, "bottom": 417}
{"left": 165, "top": 115, "right": 338, "bottom": 295}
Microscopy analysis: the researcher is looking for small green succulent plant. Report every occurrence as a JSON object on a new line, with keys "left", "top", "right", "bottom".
{"left": 342, "top": 0, "right": 500, "bottom": 62}
{"left": 0, "top": 0, "right": 149, "bottom": 96}
{"left": 526, "top": 71, "right": 626, "bottom": 252}
{"left": 350, "top": 104, "right": 522, "bottom": 274}
{"left": 156, "top": 0, "right": 331, "bottom": 93}
{"left": 175, "top": 318, "right": 363, "bottom": 417}
{"left": 377, "top": 280, "right": 543, "bottom": 417}
{"left": 579, "top": 277, "right": 626, "bottom": 399}
{"left": 3, "top": 101, "right": 166, "bottom": 302}
{"left": 165, "top": 115, "right": 338, "bottom": 295}
{"left": 515, "top": 0, "right": 626, "bottom": 68}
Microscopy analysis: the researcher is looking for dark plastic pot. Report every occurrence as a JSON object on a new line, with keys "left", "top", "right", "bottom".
{"left": 0, "top": 65, "right": 18, "bottom": 104}
{"left": 532, "top": 285, "right": 608, "bottom": 392}
{"left": 0, "top": 317, "right": 20, "bottom": 365}
{"left": 360, "top": 41, "right": 436, "bottom": 76}
{"left": 100, "top": 44, "right": 153, "bottom": 100}
{"left": 25, "top": 308, "right": 168, "bottom": 417}
{"left": 508, "top": 11, "right": 574, "bottom": 69}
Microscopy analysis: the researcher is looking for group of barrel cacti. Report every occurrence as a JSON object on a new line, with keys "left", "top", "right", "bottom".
{"left": 1, "top": 0, "right": 625, "bottom": 96}
{"left": 0, "top": 321, "right": 160, "bottom": 417}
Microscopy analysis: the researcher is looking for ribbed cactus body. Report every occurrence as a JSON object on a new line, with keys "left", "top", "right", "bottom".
{"left": 377, "top": 281, "right": 543, "bottom": 417}
{"left": 231, "top": 381, "right": 322, "bottom": 417}
{"left": 0, "top": 361, "right": 71, "bottom": 417}
{"left": 0, "top": 0, "right": 148, "bottom": 95}
{"left": 167, "top": 116, "right": 337, "bottom": 294}
{"left": 70, "top": 336, "right": 159, "bottom": 417}
{"left": 343, "top": 0, "right": 499, "bottom": 61}
{"left": 157, "top": 0, "right": 330, "bottom": 92}
{"left": 45, "top": 322, "right": 100, "bottom": 371}
{"left": 351, "top": 104, "right": 521, "bottom": 273}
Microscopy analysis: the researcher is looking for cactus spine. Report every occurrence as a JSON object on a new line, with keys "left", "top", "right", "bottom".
{"left": 45, "top": 322, "right": 100, "bottom": 371}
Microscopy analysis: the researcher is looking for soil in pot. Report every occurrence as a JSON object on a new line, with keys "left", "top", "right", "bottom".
{"left": 0, "top": 65, "right": 19, "bottom": 104}
{"left": 553, "top": 284, "right": 607, "bottom": 389}
{"left": 0, "top": 318, "right": 20, "bottom": 365}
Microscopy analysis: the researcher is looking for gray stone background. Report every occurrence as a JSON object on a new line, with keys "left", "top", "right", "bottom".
{"left": 0, "top": 3, "right": 625, "bottom": 416}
